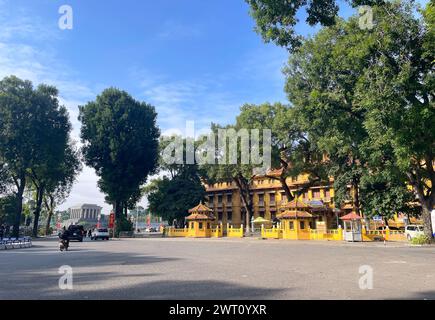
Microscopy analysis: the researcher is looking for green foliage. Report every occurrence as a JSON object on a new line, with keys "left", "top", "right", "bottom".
{"left": 411, "top": 234, "right": 432, "bottom": 245}
{"left": 235, "top": 103, "right": 328, "bottom": 200}
{"left": 79, "top": 88, "right": 160, "bottom": 218}
{"left": 0, "top": 195, "right": 17, "bottom": 225}
{"left": 246, "top": 0, "right": 385, "bottom": 51}
{"left": 282, "top": 0, "right": 433, "bottom": 236}
{"left": 115, "top": 215, "right": 133, "bottom": 234}
{"left": 146, "top": 164, "right": 206, "bottom": 226}
{"left": 360, "top": 171, "right": 416, "bottom": 219}
{"left": 0, "top": 76, "right": 74, "bottom": 236}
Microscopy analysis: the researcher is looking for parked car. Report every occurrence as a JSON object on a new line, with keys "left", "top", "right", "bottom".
{"left": 404, "top": 225, "right": 424, "bottom": 240}
{"left": 67, "top": 225, "right": 84, "bottom": 242}
{"left": 91, "top": 228, "right": 110, "bottom": 240}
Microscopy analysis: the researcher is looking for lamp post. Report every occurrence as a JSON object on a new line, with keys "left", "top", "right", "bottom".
{"left": 135, "top": 206, "right": 139, "bottom": 233}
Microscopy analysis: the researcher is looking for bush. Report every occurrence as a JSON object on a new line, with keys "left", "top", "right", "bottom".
{"left": 410, "top": 234, "right": 431, "bottom": 245}
{"left": 115, "top": 215, "right": 133, "bottom": 237}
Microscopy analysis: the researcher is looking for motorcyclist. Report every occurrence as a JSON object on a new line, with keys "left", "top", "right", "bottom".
{"left": 59, "top": 226, "right": 70, "bottom": 250}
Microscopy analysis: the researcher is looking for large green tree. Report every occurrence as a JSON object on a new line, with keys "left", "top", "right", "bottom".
{"left": 146, "top": 136, "right": 207, "bottom": 226}
{"left": 355, "top": 1, "right": 435, "bottom": 238}
{"left": 25, "top": 85, "right": 77, "bottom": 237}
{"left": 79, "top": 88, "right": 160, "bottom": 230}
{"left": 146, "top": 166, "right": 206, "bottom": 227}
{"left": 0, "top": 76, "right": 55, "bottom": 237}
{"left": 236, "top": 103, "right": 328, "bottom": 202}
{"left": 284, "top": 13, "right": 372, "bottom": 213}
{"left": 283, "top": 1, "right": 434, "bottom": 237}
{"left": 200, "top": 122, "right": 264, "bottom": 232}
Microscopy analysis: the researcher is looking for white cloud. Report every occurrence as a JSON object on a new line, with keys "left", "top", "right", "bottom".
{"left": 0, "top": 1, "right": 122, "bottom": 213}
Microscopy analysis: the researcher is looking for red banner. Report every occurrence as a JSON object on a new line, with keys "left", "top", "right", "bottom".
{"left": 147, "top": 213, "right": 151, "bottom": 227}
{"left": 109, "top": 212, "right": 115, "bottom": 229}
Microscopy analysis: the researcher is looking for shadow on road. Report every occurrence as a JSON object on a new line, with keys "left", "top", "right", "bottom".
{"left": 43, "top": 279, "right": 285, "bottom": 300}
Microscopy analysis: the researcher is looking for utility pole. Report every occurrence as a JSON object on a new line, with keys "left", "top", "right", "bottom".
{"left": 135, "top": 206, "right": 139, "bottom": 233}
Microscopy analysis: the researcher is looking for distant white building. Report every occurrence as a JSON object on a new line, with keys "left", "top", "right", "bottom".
{"left": 65, "top": 204, "right": 103, "bottom": 227}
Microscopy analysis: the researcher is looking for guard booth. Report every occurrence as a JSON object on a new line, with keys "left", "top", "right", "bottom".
{"left": 278, "top": 210, "right": 312, "bottom": 240}
{"left": 186, "top": 202, "right": 215, "bottom": 238}
{"left": 340, "top": 212, "right": 363, "bottom": 242}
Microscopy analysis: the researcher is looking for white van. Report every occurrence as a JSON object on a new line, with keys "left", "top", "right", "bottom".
{"left": 404, "top": 225, "right": 424, "bottom": 240}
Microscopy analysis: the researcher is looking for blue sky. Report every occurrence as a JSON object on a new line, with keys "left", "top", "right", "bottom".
{"left": 1, "top": 0, "right": 425, "bottom": 213}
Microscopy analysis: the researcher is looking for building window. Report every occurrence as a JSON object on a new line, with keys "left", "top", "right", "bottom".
{"left": 218, "top": 213, "right": 223, "bottom": 221}
{"left": 217, "top": 195, "right": 222, "bottom": 204}
{"left": 227, "top": 212, "right": 233, "bottom": 222}
{"left": 300, "top": 221, "right": 305, "bottom": 229}
{"left": 325, "top": 189, "right": 330, "bottom": 199}
{"left": 199, "top": 222, "right": 203, "bottom": 229}
{"left": 313, "top": 189, "right": 320, "bottom": 199}
{"left": 269, "top": 193, "right": 275, "bottom": 205}
{"left": 258, "top": 194, "right": 264, "bottom": 206}
{"left": 259, "top": 211, "right": 265, "bottom": 218}
{"left": 289, "top": 221, "right": 294, "bottom": 230}
{"left": 226, "top": 194, "right": 232, "bottom": 204}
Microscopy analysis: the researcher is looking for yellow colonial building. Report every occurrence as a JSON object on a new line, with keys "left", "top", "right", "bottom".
{"left": 204, "top": 170, "right": 352, "bottom": 231}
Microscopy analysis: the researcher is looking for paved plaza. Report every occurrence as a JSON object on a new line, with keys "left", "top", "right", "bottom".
{"left": 1, "top": 237, "right": 434, "bottom": 300}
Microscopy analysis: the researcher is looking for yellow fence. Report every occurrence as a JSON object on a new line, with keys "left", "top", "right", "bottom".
{"left": 309, "top": 229, "right": 343, "bottom": 241}
{"left": 211, "top": 226, "right": 223, "bottom": 238}
{"left": 361, "top": 227, "right": 406, "bottom": 242}
{"left": 167, "top": 227, "right": 188, "bottom": 237}
{"left": 387, "top": 229, "right": 406, "bottom": 241}
{"left": 227, "top": 224, "right": 244, "bottom": 238}
{"left": 261, "top": 227, "right": 283, "bottom": 239}
{"left": 166, "top": 225, "right": 405, "bottom": 242}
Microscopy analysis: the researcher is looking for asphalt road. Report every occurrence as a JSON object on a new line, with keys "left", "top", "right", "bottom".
{"left": 1, "top": 237, "right": 434, "bottom": 300}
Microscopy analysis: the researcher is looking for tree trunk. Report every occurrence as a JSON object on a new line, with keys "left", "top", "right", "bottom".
{"left": 32, "top": 186, "right": 44, "bottom": 237}
{"left": 407, "top": 170, "right": 434, "bottom": 240}
{"left": 12, "top": 175, "right": 26, "bottom": 238}
{"left": 421, "top": 204, "right": 433, "bottom": 239}
{"left": 279, "top": 176, "right": 294, "bottom": 202}
{"left": 352, "top": 178, "right": 361, "bottom": 215}
{"left": 45, "top": 195, "right": 54, "bottom": 236}
{"left": 234, "top": 175, "right": 252, "bottom": 233}
{"left": 114, "top": 200, "right": 122, "bottom": 219}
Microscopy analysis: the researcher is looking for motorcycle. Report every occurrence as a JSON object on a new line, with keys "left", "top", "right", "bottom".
{"left": 59, "top": 239, "right": 69, "bottom": 251}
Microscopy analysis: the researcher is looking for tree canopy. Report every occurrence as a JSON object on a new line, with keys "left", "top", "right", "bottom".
{"left": 79, "top": 88, "right": 160, "bottom": 227}
{"left": 246, "top": 0, "right": 388, "bottom": 51}
{"left": 283, "top": 1, "right": 434, "bottom": 236}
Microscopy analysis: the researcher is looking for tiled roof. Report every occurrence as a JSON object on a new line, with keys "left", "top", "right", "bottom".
{"left": 188, "top": 202, "right": 213, "bottom": 213}
{"left": 277, "top": 210, "right": 313, "bottom": 219}
{"left": 186, "top": 202, "right": 215, "bottom": 220}
{"left": 340, "top": 212, "right": 362, "bottom": 221}
{"left": 185, "top": 213, "right": 215, "bottom": 221}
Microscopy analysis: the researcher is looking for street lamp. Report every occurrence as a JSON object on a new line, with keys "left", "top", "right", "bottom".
{"left": 135, "top": 206, "right": 139, "bottom": 233}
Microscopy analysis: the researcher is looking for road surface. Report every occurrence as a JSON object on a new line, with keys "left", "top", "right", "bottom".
{"left": 1, "top": 237, "right": 434, "bottom": 299}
